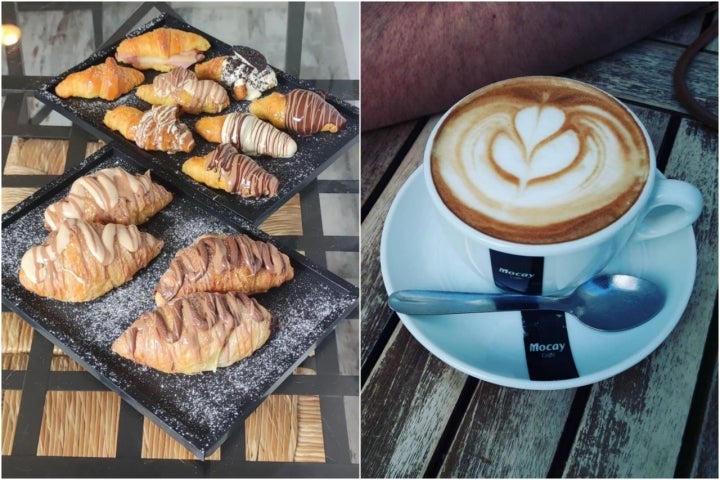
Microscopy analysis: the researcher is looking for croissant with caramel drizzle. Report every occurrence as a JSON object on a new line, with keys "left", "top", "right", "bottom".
{"left": 154, "top": 233, "right": 294, "bottom": 306}
{"left": 136, "top": 67, "right": 230, "bottom": 115}
{"left": 104, "top": 105, "right": 195, "bottom": 153}
{"left": 112, "top": 291, "right": 272, "bottom": 374}
{"left": 43, "top": 167, "right": 173, "bottom": 231}
{"left": 19, "top": 219, "right": 164, "bottom": 302}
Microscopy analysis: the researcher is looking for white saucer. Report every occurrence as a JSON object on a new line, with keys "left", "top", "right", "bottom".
{"left": 380, "top": 166, "right": 697, "bottom": 390}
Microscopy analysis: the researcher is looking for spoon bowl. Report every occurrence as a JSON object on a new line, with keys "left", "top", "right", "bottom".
{"left": 387, "top": 274, "right": 665, "bottom": 332}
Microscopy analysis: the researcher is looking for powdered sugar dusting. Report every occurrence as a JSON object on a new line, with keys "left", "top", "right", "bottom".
{"left": 1, "top": 148, "right": 357, "bottom": 456}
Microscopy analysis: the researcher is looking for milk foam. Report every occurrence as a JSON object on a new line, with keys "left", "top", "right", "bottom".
{"left": 431, "top": 77, "right": 649, "bottom": 243}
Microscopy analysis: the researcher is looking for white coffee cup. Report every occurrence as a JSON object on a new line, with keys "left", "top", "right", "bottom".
{"left": 424, "top": 76, "right": 703, "bottom": 296}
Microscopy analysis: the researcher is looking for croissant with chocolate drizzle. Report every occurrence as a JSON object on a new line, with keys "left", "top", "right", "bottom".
{"left": 136, "top": 67, "right": 230, "bottom": 115}
{"left": 194, "top": 112, "right": 296, "bottom": 158}
{"left": 153, "top": 233, "right": 294, "bottom": 306}
{"left": 103, "top": 105, "right": 195, "bottom": 154}
{"left": 182, "top": 143, "right": 279, "bottom": 198}
{"left": 248, "top": 89, "right": 347, "bottom": 135}
{"left": 43, "top": 167, "right": 173, "bottom": 231}
{"left": 19, "top": 219, "right": 164, "bottom": 302}
{"left": 112, "top": 291, "right": 272, "bottom": 374}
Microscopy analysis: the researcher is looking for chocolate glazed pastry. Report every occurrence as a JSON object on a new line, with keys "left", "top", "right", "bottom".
{"left": 248, "top": 88, "right": 347, "bottom": 135}
{"left": 112, "top": 291, "right": 272, "bottom": 374}
{"left": 182, "top": 143, "right": 280, "bottom": 198}
{"left": 153, "top": 233, "right": 294, "bottom": 306}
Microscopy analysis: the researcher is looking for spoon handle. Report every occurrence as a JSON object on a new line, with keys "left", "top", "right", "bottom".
{"left": 388, "top": 290, "right": 561, "bottom": 315}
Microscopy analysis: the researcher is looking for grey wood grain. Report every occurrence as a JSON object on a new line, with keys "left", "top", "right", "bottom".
{"left": 563, "top": 118, "right": 718, "bottom": 477}
{"left": 566, "top": 39, "right": 717, "bottom": 117}
{"left": 439, "top": 384, "right": 576, "bottom": 478}
{"left": 361, "top": 323, "right": 467, "bottom": 478}
{"left": 360, "top": 117, "right": 440, "bottom": 369}
{"left": 361, "top": 120, "right": 420, "bottom": 208}
{"left": 690, "top": 362, "right": 718, "bottom": 478}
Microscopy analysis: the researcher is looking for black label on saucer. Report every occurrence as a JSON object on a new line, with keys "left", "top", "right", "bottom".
{"left": 522, "top": 311, "right": 579, "bottom": 381}
{"left": 490, "top": 250, "right": 544, "bottom": 294}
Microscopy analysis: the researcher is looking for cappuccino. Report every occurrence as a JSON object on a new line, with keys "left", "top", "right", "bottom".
{"left": 430, "top": 76, "right": 650, "bottom": 244}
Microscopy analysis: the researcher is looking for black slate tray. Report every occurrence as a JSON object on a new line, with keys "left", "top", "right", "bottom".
{"left": 34, "top": 13, "right": 359, "bottom": 225}
{"left": 1, "top": 145, "right": 359, "bottom": 460}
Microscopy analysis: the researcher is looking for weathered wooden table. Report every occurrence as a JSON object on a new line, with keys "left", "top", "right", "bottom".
{"left": 2, "top": 2, "right": 359, "bottom": 476}
{"left": 360, "top": 9, "right": 718, "bottom": 478}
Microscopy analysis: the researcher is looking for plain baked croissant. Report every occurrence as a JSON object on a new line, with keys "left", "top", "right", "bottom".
{"left": 154, "top": 233, "right": 294, "bottom": 306}
{"left": 44, "top": 167, "right": 173, "bottom": 231}
{"left": 115, "top": 27, "right": 210, "bottom": 72}
{"left": 19, "top": 219, "right": 164, "bottom": 302}
{"left": 194, "top": 112, "right": 297, "bottom": 158}
{"left": 54, "top": 57, "right": 144, "bottom": 101}
{"left": 194, "top": 46, "right": 277, "bottom": 101}
{"left": 104, "top": 105, "right": 195, "bottom": 153}
{"left": 248, "top": 89, "right": 347, "bottom": 135}
{"left": 135, "top": 67, "right": 230, "bottom": 114}
{"left": 111, "top": 291, "right": 272, "bottom": 374}
{"left": 182, "top": 143, "right": 279, "bottom": 198}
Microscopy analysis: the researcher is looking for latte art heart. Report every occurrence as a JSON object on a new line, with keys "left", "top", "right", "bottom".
{"left": 490, "top": 105, "right": 581, "bottom": 190}
{"left": 431, "top": 77, "right": 650, "bottom": 244}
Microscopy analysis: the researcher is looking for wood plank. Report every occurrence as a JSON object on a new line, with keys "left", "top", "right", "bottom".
{"left": 361, "top": 120, "right": 420, "bottom": 209}
{"left": 439, "top": 384, "right": 575, "bottom": 478}
{"left": 566, "top": 39, "right": 717, "bottom": 117}
{"left": 361, "top": 323, "right": 467, "bottom": 478}
{"left": 563, "top": 118, "right": 718, "bottom": 477}
{"left": 690, "top": 362, "right": 718, "bottom": 478}
{"left": 360, "top": 117, "right": 440, "bottom": 369}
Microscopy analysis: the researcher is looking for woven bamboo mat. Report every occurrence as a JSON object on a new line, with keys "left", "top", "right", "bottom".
{"left": 1, "top": 138, "right": 325, "bottom": 461}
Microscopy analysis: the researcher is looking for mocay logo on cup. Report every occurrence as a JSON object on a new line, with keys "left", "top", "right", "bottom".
{"left": 528, "top": 342, "right": 566, "bottom": 353}
{"left": 497, "top": 267, "right": 535, "bottom": 279}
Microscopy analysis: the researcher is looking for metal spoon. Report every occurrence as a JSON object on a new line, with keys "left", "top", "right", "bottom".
{"left": 388, "top": 274, "right": 665, "bottom": 331}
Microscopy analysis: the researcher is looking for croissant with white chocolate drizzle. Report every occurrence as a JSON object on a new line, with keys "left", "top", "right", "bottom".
{"left": 153, "top": 233, "right": 294, "bottom": 306}
{"left": 248, "top": 89, "right": 347, "bottom": 135}
{"left": 112, "top": 291, "right": 272, "bottom": 374}
{"left": 19, "top": 219, "right": 164, "bottom": 302}
{"left": 136, "top": 67, "right": 230, "bottom": 115}
{"left": 182, "top": 143, "right": 279, "bottom": 198}
{"left": 43, "top": 167, "right": 173, "bottom": 231}
{"left": 104, "top": 105, "right": 195, "bottom": 153}
{"left": 194, "top": 112, "right": 296, "bottom": 158}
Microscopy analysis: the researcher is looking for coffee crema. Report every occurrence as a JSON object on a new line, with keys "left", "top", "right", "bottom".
{"left": 430, "top": 76, "right": 650, "bottom": 244}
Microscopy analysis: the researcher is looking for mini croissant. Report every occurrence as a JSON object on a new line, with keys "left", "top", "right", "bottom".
{"left": 115, "top": 27, "right": 210, "bottom": 72}
{"left": 182, "top": 143, "right": 279, "bottom": 198}
{"left": 194, "top": 46, "right": 277, "bottom": 100}
{"left": 44, "top": 167, "right": 173, "bottom": 231}
{"left": 55, "top": 57, "right": 144, "bottom": 101}
{"left": 112, "top": 291, "right": 272, "bottom": 374}
{"left": 136, "top": 67, "right": 230, "bottom": 114}
{"left": 194, "top": 112, "right": 296, "bottom": 158}
{"left": 19, "top": 219, "right": 164, "bottom": 302}
{"left": 248, "top": 89, "right": 347, "bottom": 135}
{"left": 154, "top": 233, "right": 294, "bottom": 306}
{"left": 104, "top": 105, "right": 195, "bottom": 153}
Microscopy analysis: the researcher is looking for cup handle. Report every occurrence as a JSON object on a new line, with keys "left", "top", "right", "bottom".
{"left": 632, "top": 178, "right": 703, "bottom": 241}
